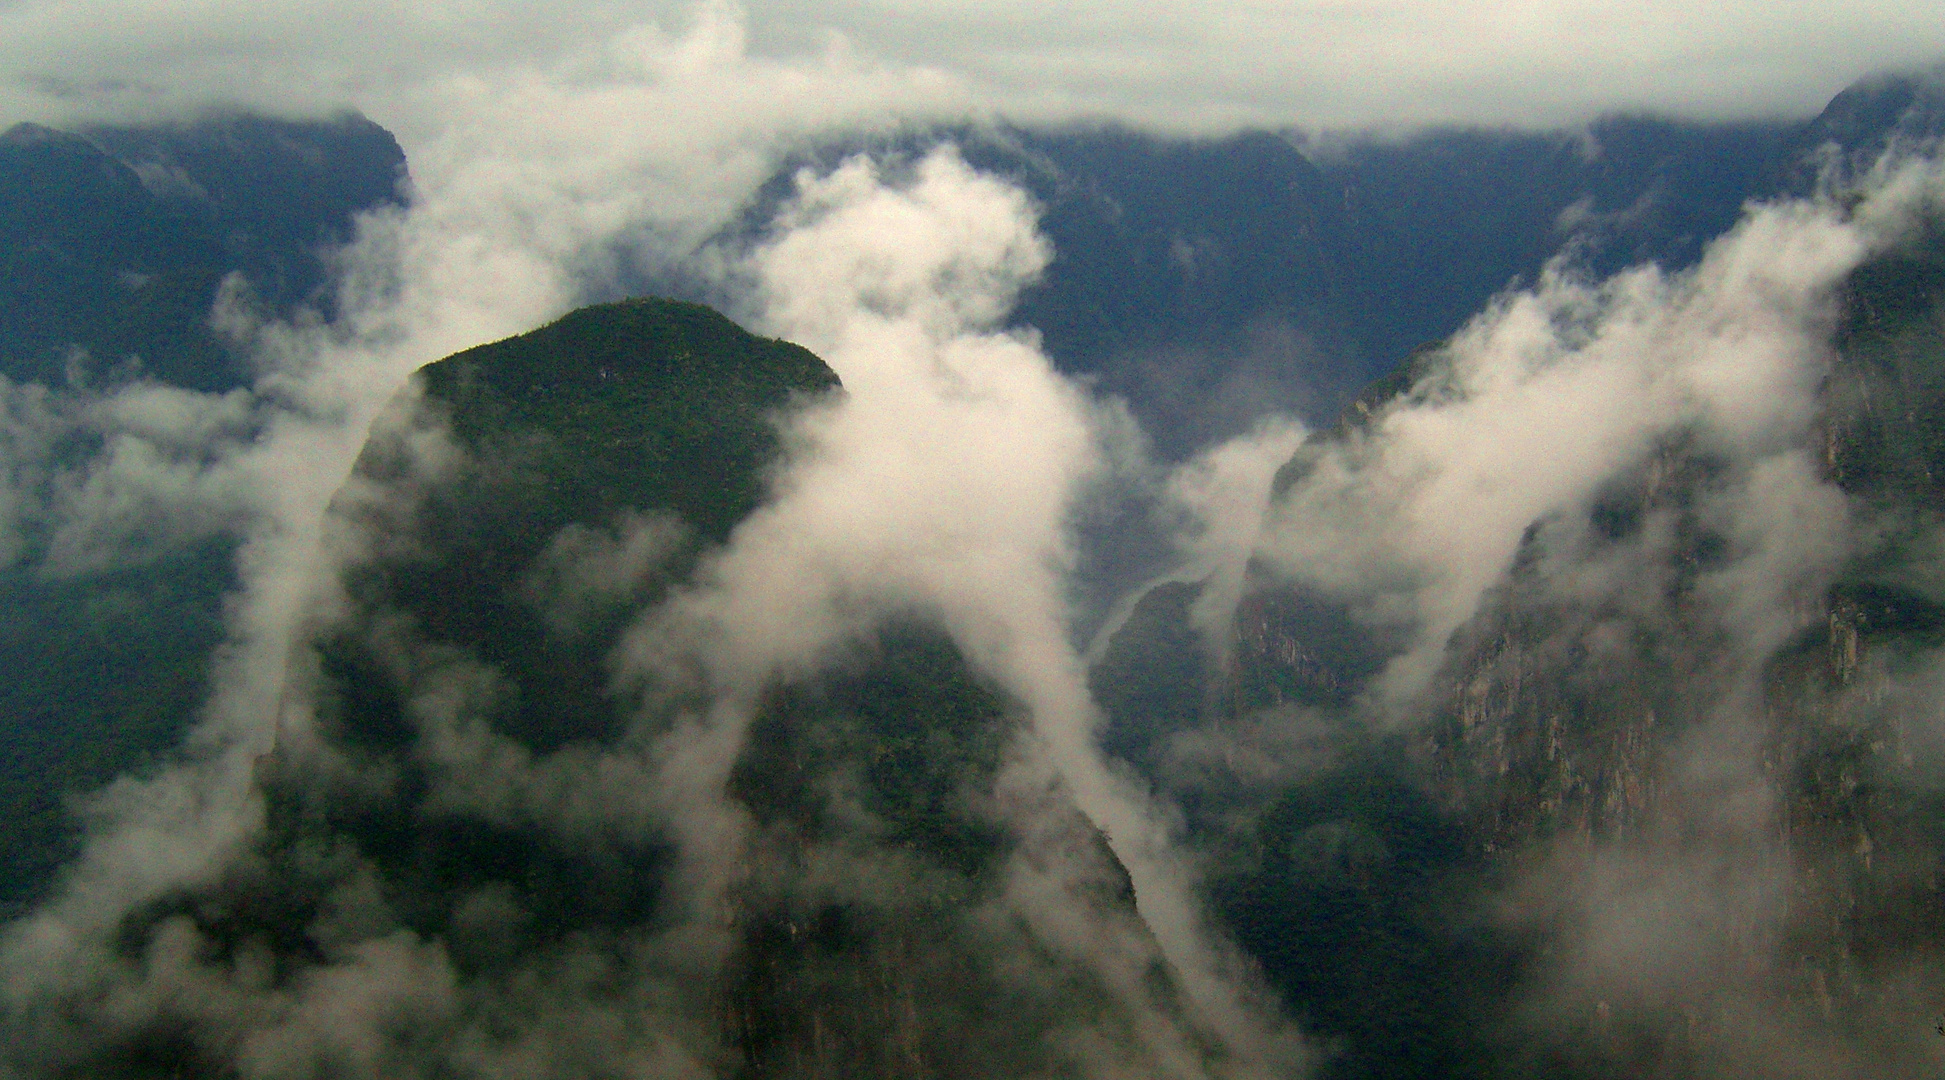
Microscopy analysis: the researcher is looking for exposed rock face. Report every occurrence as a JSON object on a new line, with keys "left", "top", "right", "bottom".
{"left": 10, "top": 71, "right": 1945, "bottom": 1080}
{"left": 1226, "top": 586, "right": 1383, "bottom": 716}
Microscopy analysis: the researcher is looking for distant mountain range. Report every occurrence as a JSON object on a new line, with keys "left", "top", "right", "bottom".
{"left": 6, "top": 77, "right": 1941, "bottom": 445}
{"left": 0, "top": 112, "right": 405, "bottom": 391}
{"left": 692, "top": 73, "right": 1943, "bottom": 461}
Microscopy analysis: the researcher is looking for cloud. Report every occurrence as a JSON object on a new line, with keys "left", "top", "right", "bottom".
{"left": 0, "top": 0, "right": 998, "bottom": 949}
{"left": 2, "top": 0, "right": 1942, "bottom": 142}
{"left": 34, "top": 384, "right": 261, "bottom": 577}
{"left": 0, "top": 13, "right": 967, "bottom": 1063}
{"left": 1247, "top": 180, "right": 1911, "bottom": 705}
{"left": 601, "top": 146, "right": 1304, "bottom": 1076}
{"left": 0, "top": 374, "right": 265, "bottom": 580}
{"left": 519, "top": 510, "right": 690, "bottom": 635}
{"left": 0, "top": 11, "right": 833, "bottom": 1004}
{"left": 4, "top": 0, "right": 1943, "bottom": 1073}
{"left": 1162, "top": 418, "right": 1308, "bottom": 648}
{"left": 750, "top": 0, "right": 1945, "bottom": 131}
{"left": 0, "top": 375, "right": 65, "bottom": 570}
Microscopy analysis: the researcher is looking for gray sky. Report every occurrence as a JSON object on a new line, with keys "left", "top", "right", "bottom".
{"left": 3, "top": 0, "right": 1940, "bottom": 141}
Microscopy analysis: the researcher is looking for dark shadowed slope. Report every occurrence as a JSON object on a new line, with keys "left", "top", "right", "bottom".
{"left": 0, "top": 111, "right": 405, "bottom": 392}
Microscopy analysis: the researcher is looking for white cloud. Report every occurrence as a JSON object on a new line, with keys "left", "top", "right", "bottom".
{"left": 1, "top": 0, "right": 1940, "bottom": 142}
{"left": 1, "top": 105, "right": 1302, "bottom": 1070}
{"left": 4, "top": 0, "right": 1944, "bottom": 1070}
{"left": 604, "top": 146, "right": 1303, "bottom": 1076}
{"left": 0, "top": 376, "right": 64, "bottom": 569}
{"left": 1249, "top": 183, "right": 1905, "bottom": 704}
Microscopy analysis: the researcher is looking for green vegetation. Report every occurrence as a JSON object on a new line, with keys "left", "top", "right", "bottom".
{"left": 725, "top": 627, "right": 1091, "bottom": 1080}
{"left": 85, "top": 296, "right": 1149, "bottom": 1079}
{"left": 1826, "top": 223, "right": 1945, "bottom": 505}
{"left": 0, "top": 124, "right": 238, "bottom": 390}
{"left": 1212, "top": 749, "right": 1518, "bottom": 1080}
{"left": 333, "top": 297, "right": 839, "bottom": 752}
{"left": 0, "top": 539, "right": 234, "bottom": 918}
{"left": 1082, "top": 222, "right": 1945, "bottom": 1080}
{"left": 268, "top": 297, "right": 843, "bottom": 949}
{"left": 0, "top": 115, "right": 409, "bottom": 919}
{"left": 419, "top": 297, "right": 838, "bottom": 544}
{"left": 1088, "top": 580, "right": 1214, "bottom": 766}
{"left": 732, "top": 625, "right": 1018, "bottom": 883}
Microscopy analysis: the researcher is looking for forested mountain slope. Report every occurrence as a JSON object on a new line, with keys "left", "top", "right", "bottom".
{"left": 1089, "top": 201, "right": 1945, "bottom": 1080}
{"left": 5, "top": 298, "right": 1214, "bottom": 1080}
{"left": 0, "top": 112, "right": 406, "bottom": 916}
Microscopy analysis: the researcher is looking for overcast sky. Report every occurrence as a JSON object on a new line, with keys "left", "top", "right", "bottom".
{"left": 2, "top": 0, "right": 1940, "bottom": 142}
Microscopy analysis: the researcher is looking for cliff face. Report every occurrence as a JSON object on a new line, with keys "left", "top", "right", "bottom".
{"left": 9, "top": 77, "right": 1945, "bottom": 1080}
{"left": 1083, "top": 224, "right": 1945, "bottom": 1077}
{"left": 1424, "top": 230, "right": 1945, "bottom": 879}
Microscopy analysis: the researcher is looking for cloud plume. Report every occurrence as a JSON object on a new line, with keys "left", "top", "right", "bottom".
{"left": 620, "top": 146, "right": 1303, "bottom": 1077}
{"left": 4, "top": 5, "right": 1945, "bottom": 1076}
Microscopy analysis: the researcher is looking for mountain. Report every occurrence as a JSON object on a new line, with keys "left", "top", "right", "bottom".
{"left": 84, "top": 113, "right": 410, "bottom": 319}
{"left": 1776, "top": 72, "right": 1945, "bottom": 193}
{"left": 0, "top": 112, "right": 406, "bottom": 918}
{"left": 1086, "top": 187, "right": 1945, "bottom": 1078}
{"left": 5, "top": 298, "right": 1223, "bottom": 1080}
{"left": 0, "top": 111, "right": 405, "bottom": 392}
{"left": 1413, "top": 224, "right": 1945, "bottom": 1077}
{"left": 0, "top": 121, "right": 231, "bottom": 390}
{"left": 683, "top": 75, "right": 1943, "bottom": 465}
